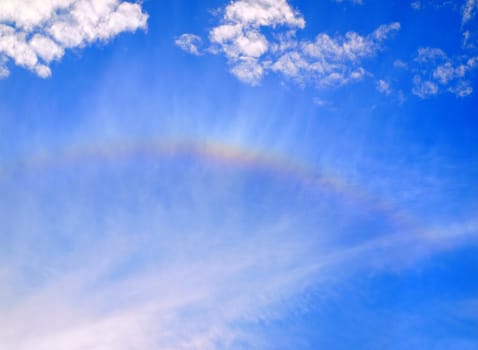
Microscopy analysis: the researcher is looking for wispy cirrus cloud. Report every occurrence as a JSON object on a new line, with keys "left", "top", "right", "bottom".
{"left": 0, "top": 0, "right": 148, "bottom": 78}
{"left": 176, "top": 0, "right": 399, "bottom": 87}
{"left": 462, "top": 0, "right": 478, "bottom": 48}
{"left": 1, "top": 140, "right": 477, "bottom": 349}
{"left": 334, "top": 0, "right": 364, "bottom": 5}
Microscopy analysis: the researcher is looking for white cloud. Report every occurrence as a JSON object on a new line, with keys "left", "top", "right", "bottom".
{"left": 230, "top": 58, "right": 264, "bottom": 85}
{"left": 0, "top": 0, "right": 148, "bottom": 78}
{"left": 29, "top": 34, "right": 64, "bottom": 63}
{"left": 376, "top": 79, "right": 392, "bottom": 95}
{"left": 433, "top": 62, "right": 459, "bottom": 84}
{"left": 462, "top": 0, "right": 477, "bottom": 24}
{"left": 175, "top": 34, "right": 203, "bottom": 55}
{"left": 393, "top": 59, "right": 408, "bottom": 69}
{"left": 411, "top": 1, "right": 422, "bottom": 10}
{"left": 211, "top": 26, "right": 269, "bottom": 59}
{"left": 412, "top": 75, "right": 439, "bottom": 98}
{"left": 202, "top": 0, "right": 305, "bottom": 84}
{"left": 266, "top": 23, "right": 399, "bottom": 88}
{"left": 415, "top": 47, "right": 447, "bottom": 62}
{"left": 222, "top": 0, "right": 305, "bottom": 28}
{"left": 462, "top": 0, "right": 478, "bottom": 47}
{"left": 376, "top": 78, "right": 406, "bottom": 102}
{"left": 271, "top": 23, "right": 399, "bottom": 87}
{"left": 449, "top": 80, "right": 473, "bottom": 97}
{"left": 405, "top": 3, "right": 478, "bottom": 96}
{"left": 0, "top": 24, "right": 38, "bottom": 69}
{"left": 178, "top": 0, "right": 400, "bottom": 87}
{"left": 411, "top": 47, "right": 477, "bottom": 98}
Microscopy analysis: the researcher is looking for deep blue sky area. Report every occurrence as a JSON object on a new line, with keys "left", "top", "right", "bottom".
{"left": 0, "top": 1, "right": 477, "bottom": 349}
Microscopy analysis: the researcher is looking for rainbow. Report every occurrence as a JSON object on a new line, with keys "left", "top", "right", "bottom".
{"left": 0, "top": 138, "right": 416, "bottom": 231}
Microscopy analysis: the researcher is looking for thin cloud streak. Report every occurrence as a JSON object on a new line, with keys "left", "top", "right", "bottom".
{"left": 1, "top": 140, "right": 476, "bottom": 349}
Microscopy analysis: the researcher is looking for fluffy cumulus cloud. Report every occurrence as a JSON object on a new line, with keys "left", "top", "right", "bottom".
{"left": 411, "top": 47, "right": 478, "bottom": 98}
{"left": 206, "top": 0, "right": 305, "bottom": 85}
{"left": 0, "top": 0, "right": 148, "bottom": 78}
{"left": 177, "top": 0, "right": 399, "bottom": 86}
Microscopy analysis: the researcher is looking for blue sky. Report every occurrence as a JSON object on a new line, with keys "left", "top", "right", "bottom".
{"left": 0, "top": 0, "right": 477, "bottom": 349}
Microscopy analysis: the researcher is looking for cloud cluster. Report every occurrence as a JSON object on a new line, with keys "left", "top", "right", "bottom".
{"left": 0, "top": 0, "right": 148, "bottom": 78}
{"left": 207, "top": 0, "right": 305, "bottom": 84}
{"left": 411, "top": 47, "right": 478, "bottom": 98}
{"left": 407, "top": 1, "right": 478, "bottom": 98}
{"left": 177, "top": 0, "right": 399, "bottom": 87}
{"left": 270, "top": 23, "right": 400, "bottom": 87}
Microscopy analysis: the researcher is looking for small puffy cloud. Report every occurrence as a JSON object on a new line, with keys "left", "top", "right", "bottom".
{"left": 178, "top": 0, "right": 399, "bottom": 87}
{"left": 376, "top": 78, "right": 406, "bottom": 103}
{"left": 462, "top": 0, "right": 477, "bottom": 24}
{"left": 230, "top": 58, "right": 264, "bottom": 85}
{"left": 0, "top": 0, "right": 148, "bottom": 78}
{"left": 411, "top": 47, "right": 477, "bottom": 98}
{"left": 412, "top": 75, "right": 439, "bottom": 98}
{"left": 393, "top": 59, "right": 408, "bottom": 69}
{"left": 449, "top": 80, "right": 473, "bottom": 97}
{"left": 211, "top": 25, "right": 269, "bottom": 59}
{"left": 433, "top": 62, "right": 459, "bottom": 84}
{"left": 373, "top": 22, "right": 401, "bottom": 40}
{"left": 376, "top": 79, "right": 392, "bottom": 95}
{"left": 411, "top": 1, "right": 422, "bottom": 10}
{"left": 175, "top": 34, "right": 203, "bottom": 55}
{"left": 415, "top": 47, "right": 448, "bottom": 62}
